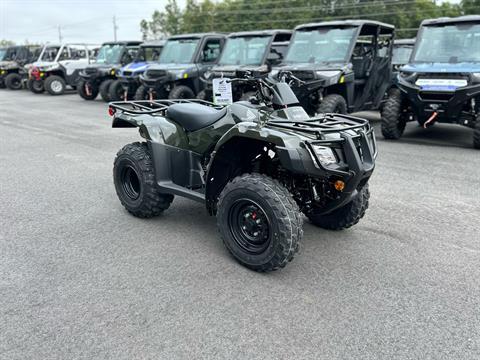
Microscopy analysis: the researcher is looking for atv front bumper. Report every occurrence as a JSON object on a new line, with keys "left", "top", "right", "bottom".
{"left": 398, "top": 79, "right": 480, "bottom": 125}
{"left": 275, "top": 120, "right": 376, "bottom": 214}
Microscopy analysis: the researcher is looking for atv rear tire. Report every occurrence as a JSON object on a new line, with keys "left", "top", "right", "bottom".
{"left": 306, "top": 184, "right": 370, "bottom": 230}
{"left": 216, "top": 173, "right": 303, "bottom": 272}
{"left": 27, "top": 79, "right": 44, "bottom": 93}
{"left": 109, "top": 79, "right": 125, "bottom": 101}
{"left": 99, "top": 79, "right": 114, "bottom": 102}
{"left": 169, "top": 85, "right": 195, "bottom": 99}
{"left": 44, "top": 75, "right": 66, "bottom": 95}
{"left": 77, "top": 80, "right": 98, "bottom": 100}
{"left": 5, "top": 73, "right": 22, "bottom": 90}
{"left": 381, "top": 88, "right": 406, "bottom": 140}
{"left": 474, "top": 116, "right": 480, "bottom": 149}
{"left": 317, "top": 94, "right": 347, "bottom": 114}
{"left": 114, "top": 142, "right": 174, "bottom": 218}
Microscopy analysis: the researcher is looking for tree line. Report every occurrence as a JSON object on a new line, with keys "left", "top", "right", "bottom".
{"left": 140, "top": 0, "right": 479, "bottom": 40}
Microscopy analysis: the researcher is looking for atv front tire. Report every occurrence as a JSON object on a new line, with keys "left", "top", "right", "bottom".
{"left": 381, "top": 88, "right": 406, "bottom": 140}
{"left": 77, "top": 80, "right": 98, "bottom": 100}
{"left": 114, "top": 142, "right": 174, "bottom": 218}
{"left": 44, "top": 75, "right": 66, "bottom": 95}
{"left": 306, "top": 184, "right": 370, "bottom": 230}
{"left": 27, "top": 79, "right": 44, "bottom": 93}
{"left": 216, "top": 173, "right": 303, "bottom": 272}
{"left": 169, "top": 85, "right": 194, "bottom": 99}
{"left": 317, "top": 94, "right": 347, "bottom": 114}
{"left": 5, "top": 73, "right": 22, "bottom": 90}
{"left": 99, "top": 79, "right": 114, "bottom": 102}
{"left": 109, "top": 79, "right": 125, "bottom": 101}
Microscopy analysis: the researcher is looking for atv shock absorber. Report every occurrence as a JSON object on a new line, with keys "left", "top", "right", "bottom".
{"left": 423, "top": 111, "right": 438, "bottom": 129}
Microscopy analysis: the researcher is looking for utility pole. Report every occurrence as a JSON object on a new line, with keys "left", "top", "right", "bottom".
{"left": 113, "top": 16, "right": 118, "bottom": 41}
{"left": 58, "top": 25, "right": 63, "bottom": 43}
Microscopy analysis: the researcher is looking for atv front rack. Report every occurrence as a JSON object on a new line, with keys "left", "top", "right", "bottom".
{"left": 109, "top": 99, "right": 225, "bottom": 115}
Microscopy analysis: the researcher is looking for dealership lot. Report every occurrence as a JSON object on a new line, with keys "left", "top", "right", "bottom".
{"left": 1, "top": 90, "right": 479, "bottom": 359}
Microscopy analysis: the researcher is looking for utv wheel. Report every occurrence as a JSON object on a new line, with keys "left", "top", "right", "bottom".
{"left": 381, "top": 88, "right": 406, "bottom": 140}
{"left": 134, "top": 85, "right": 148, "bottom": 100}
{"left": 474, "top": 116, "right": 480, "bottom": 149}
{"left": 77, "top": 80, "right": 98, "bottom": 100}
{"left": 169, "top": 85, "right": 195, "bottom": 100}
{"left": 114, "top": 142, "right": 174, "bottom": 218}
{"left": 306, "top": 184, "right": 370, "bottom": 230}
{"left": 240, "top": 91, "right": 256, "bottom": 102}
{"left": 5, "top": 73, "right": 22, "bottom": 90}
{"left": 27, "top": 79, "right": 44, "bottom": 93}
{"left": 99, "top": 79, "right": 114, "bottom": 102}
{"left": 317, "top": 94, "right": 347, "bottom": 114}
{"left": 109, "top": 79, "right": 125, "bottom": 101}
{"left": 44, "top": 75, "right": 66, "bottom": 95}
{"left": 196, "top": 89, "right": 211, "bottom": 101}
{"left": 0, "top": 80, "right": 5, "bottom": 89}
{"left": 216, "top": 173, "right": 303, "bottom": 272}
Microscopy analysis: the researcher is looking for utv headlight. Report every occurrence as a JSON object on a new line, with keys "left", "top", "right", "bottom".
{"left": 399, "top": 71, "right": 416, "bottom": 83}
{"left": 204, "top": 71, "right": 212, "bottom": 80}
{"left": 311, "top": 145, "right": 337, "bottom": 166}
{"left": 269, "top": 69, "right": 279, "bottom": 79}
{"left": 471, "top": 73, "right": 480, "bottom": 84}
{"left": 40, "top": 64, "right": 59, "bottom": 71}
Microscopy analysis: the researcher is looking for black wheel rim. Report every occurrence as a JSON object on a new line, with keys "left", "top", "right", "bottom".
{"left": 120, "top": 165, "right": 141, "bottom": 200}
{"left": 228, "top": 199, "right": 271, "bottom": 255}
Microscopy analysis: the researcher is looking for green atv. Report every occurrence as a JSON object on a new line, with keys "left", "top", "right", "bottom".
{"left": 109, "top": 72, "right": 376, "bottom": 272}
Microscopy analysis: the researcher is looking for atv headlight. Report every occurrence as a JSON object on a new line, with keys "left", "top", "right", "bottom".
{"left": 311, "top": 145, "right": 337, "bottom": 166}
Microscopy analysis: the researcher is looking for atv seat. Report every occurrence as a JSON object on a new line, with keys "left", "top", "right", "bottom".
{"left": 167, "top": 103, "right": 227, "bottom": 132}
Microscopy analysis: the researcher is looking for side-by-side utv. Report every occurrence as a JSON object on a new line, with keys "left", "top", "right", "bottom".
{"left": 109, "top": 40, "right": 165, "bottom": 101}
{"left": 78, "top": 41, "right": 142, "bottom": 101}
{"left": 135, "top": 33, "right": 226, "bottom": 100}
{"left": 270, "top": 20, "right": 394, "bottom": 115}
{"left": 197, "top": 30, "right": 291, "bottom": 102}
{"left": 0, "top": 45, "right": 41, "bottom": 90}
{"left": 27, "top": 44, "right": 98, "bottom": 95}
{"left": 381, "top": 15, "right": 480, "bottom": 148}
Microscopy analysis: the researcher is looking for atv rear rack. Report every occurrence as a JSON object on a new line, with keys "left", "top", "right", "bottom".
{"left": 109, "top": 99, "right": 225, "bottom": 115}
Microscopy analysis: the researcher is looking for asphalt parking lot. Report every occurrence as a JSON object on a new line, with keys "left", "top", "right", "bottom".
{"left": 1, "top": 89, "right": 479, "bottom": 360}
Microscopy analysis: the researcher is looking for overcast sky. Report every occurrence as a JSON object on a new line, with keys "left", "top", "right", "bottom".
{"left": 1, "top": 0, "right": 461, "bottom": 45}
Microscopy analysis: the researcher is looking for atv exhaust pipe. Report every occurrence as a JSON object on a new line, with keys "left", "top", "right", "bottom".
{"left": 423, "top": 111, "right": 438, "bottom": 129}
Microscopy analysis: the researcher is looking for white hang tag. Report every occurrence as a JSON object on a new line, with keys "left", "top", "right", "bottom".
{"left": 212, "top": 77, "right": 233, "bottom": 105}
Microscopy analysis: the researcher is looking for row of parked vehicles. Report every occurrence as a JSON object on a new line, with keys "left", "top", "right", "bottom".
{"left": 2, "top": 15, "right": 478, "bottom": 271}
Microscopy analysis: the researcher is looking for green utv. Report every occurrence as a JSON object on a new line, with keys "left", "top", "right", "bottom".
{"left": 109, "top": 72, "right": 376, "bottom": 272}
{"left": 0, "top": 45, "right": 41, "bottom": 90}
{"left": 136, "top": 33, "right": 225, "bottom": 100}
{"left": 78, "top": 41, "right": 141, "bottom": 101}
{"left": 270, "top": 20, "right": 394, "bottom": 115}
{"left": 197, "top": 30, "right": 291, "bottom": 102}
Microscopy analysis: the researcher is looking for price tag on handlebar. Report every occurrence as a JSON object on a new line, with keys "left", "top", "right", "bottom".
{"left": 212, "top": 78, "right": 233, "bottom": 105}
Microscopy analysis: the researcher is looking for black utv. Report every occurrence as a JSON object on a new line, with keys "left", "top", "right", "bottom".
{"left": 196, "top": 30, "right": 291, "bottom": 102}
{"left": 381, "top": 15, "right": 480, "bottom": 148}
{"left": 135, "top": 33, "right": 225, "bottom": 100}
{"left": 108, "top": 40, "right": 165, "bottom": 101}
{"left": 392, "top": 39, "right": 415, "bottom": 73}
{"left": 78, "top": 41, "right": 141, "bottom": 101}
{"left": 0, "top": 45, "right": 41, "bottom": 90}
{"left": 27, "top": 44, "right": 97, "bottom": 95}
{"left": 270, "top": 20, "right": 394, "bottom": 115}
{"left": 109, "top": 72, "right": 376, "bottom": 272}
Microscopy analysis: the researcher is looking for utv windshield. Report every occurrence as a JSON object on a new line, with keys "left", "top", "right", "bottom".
{"left": 413, "top": 23, "right": 480, "bottom": 63}
{"left": 393, "top": 45, "right": 413, "bottom": 65}
{"left": 96, "top": 44, "right": 124, "bottom": 64}
{"left": 219, "top": 36, "right": 271, "bottom": 66}
{"left": 159, "top": 39, "right": 199, "bottom": 64}
{"left": 40, "top": 46, "right": 60, "bottom": 62}
{"left": 285, "top": 27, "right": 356, "bottom": 64}
{"left": 137, "top": 46, "right": 162, "bottom": 62}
